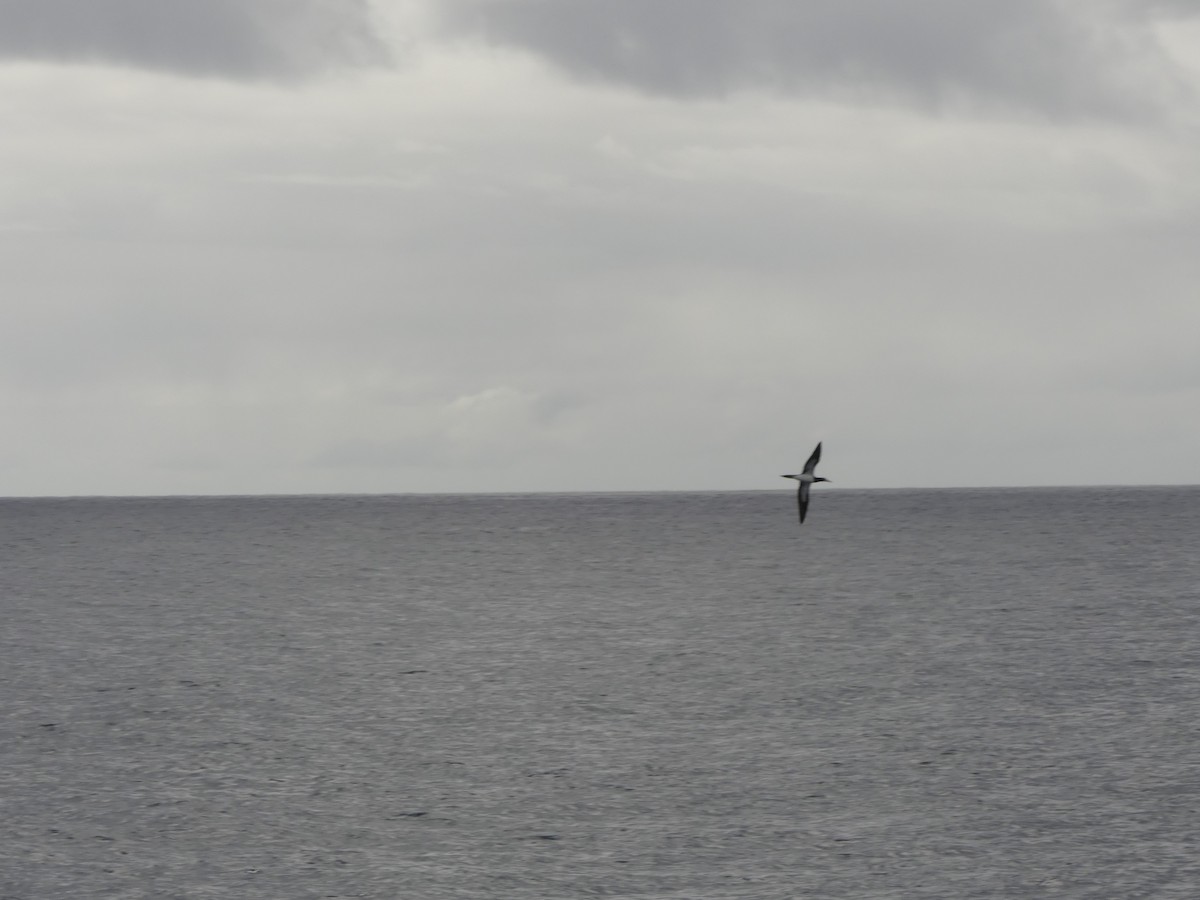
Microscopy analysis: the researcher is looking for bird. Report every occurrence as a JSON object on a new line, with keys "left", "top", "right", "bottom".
{"left": 782, "top": 442, "right": 830, "bottom": 524}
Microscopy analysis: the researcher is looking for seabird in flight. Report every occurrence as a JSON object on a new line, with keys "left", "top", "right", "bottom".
{"left": 783, "top": 442, "right": 830, "bottom": 524}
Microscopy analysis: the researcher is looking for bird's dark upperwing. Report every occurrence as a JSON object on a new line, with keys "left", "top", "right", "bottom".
{"left": 797, "top": 481, "right": 811, "bottom": 524}
{"left": 802, "top": 441, "right": 822, "bottom": 475}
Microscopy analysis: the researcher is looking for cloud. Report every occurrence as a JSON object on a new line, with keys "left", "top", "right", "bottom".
{"left": 436, "top": 0, "right": 1194, "bottom": 118}
{"left": 1145, "top": 0, "right": 1200, "bottom": 16}
{"left": 1, "top": 23, "right": 1198, "bottom": 494}
{"left": 0, "top": 0, "right": 388, "bottom": 79}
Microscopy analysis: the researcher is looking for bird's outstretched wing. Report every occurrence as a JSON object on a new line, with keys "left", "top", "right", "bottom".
{"left": 797, "top": 482, "right": 811, "bottom": 523}
{"left": 802, "top": 441, "right": 822, "bottom": 475}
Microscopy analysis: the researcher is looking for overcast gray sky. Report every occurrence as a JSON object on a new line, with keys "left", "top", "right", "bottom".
{"left": 3, "top": 0, "right": 1198, "bottom": 495}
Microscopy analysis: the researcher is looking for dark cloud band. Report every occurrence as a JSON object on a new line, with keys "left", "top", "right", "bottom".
{"left": 437, "top": 0, "right": 1192, "bottom": 117}
{"left": 0, "top": 0, "right": 387, "bottom": 78}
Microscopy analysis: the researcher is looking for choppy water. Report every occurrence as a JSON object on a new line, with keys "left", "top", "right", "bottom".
{"left": 3, "top": 487, "right": 1200, "bottom": 898}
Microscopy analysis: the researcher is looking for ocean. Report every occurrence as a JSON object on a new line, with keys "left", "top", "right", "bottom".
{"left": 3, "top": 487, "right": 1199, "bottom": 898}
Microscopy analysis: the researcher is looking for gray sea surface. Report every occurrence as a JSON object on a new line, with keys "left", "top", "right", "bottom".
{"left": 3, "top": 486, "right": 1200, "bottom": 898}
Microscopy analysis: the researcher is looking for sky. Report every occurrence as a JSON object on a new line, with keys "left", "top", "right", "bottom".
{"left": 2, "top": 0, "right": 1199, "bottom": 495}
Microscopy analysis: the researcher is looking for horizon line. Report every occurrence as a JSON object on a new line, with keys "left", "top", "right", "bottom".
{"left": 2, "top": 482, "right": 1198, "bottom": 501}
